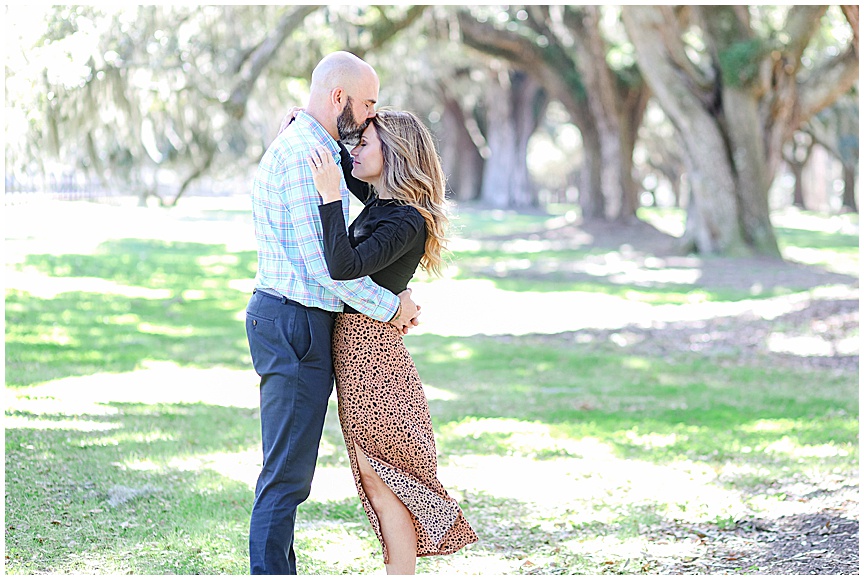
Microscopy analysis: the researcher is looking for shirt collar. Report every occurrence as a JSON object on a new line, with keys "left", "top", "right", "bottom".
{"left": 295, "top": 110, "right": 341, "bottom": 159}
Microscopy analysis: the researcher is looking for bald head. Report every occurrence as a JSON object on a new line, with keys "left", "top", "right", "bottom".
{"left": 306, "top": 51, "right": 380, "bottom": 141}
{"left": 310, "top": 51, "right": 377, "bottom": 97}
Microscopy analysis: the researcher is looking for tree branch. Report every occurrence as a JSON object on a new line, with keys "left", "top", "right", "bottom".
{"left": 523, "top": 5, "right": 552, "bottom": 37}
{"left": 169, "top": 146, "right": 216, "bottom": 207}
{"left": 799, "top": 47, "right": 859, "bottom": 121}
{"left": 456, "top": 11, "right": 543, "bottom": 68}
{"left": 456, "top": 9, "right": 586, "bottom": 118}
{"left": 224, "top": 5, "right": 319, "bottom": 119}
{"left": 659, "top": 6, "right": 715, "bottom": 95}
{"left": 783, "top": 5, "right": 829, "bottom": 63}
{"left": 841, "top": 5, "right": 859, "bottom": 56}
{"left": 359, "top": 5, "right": 428, "bottom": 56}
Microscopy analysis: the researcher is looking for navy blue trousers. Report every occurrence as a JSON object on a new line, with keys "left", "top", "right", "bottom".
{"left": 245, "top": 290, "right": 336, "bottom": 575}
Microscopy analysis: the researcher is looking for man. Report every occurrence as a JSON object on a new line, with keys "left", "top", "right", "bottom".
{"left": 245, "top": 51, "right": 419, "bottom": 575}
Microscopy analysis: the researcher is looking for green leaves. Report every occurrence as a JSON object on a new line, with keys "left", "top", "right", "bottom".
{"left": 718, "top": 38, "right": 767, "bottom": 88}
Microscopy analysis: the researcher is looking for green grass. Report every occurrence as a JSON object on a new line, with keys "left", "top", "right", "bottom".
{"left": 449, "top": 207, "right": 560, "bottom": 238}
{"left": 447, "top": 272, "right": 793, "bottom": 302}
{"left": 5, "top": 240, "right": 255, "bottom": 387}
{"left": 776, "top": 226, "right": 859, "bottom": 253}
{"left": 447, "top": 205, "right": 857, "bottom": 301}
{"left": 404, "top": 333, "right": 856, "bottom": 476}
{"left": 5, "top": 203, "right": 859, "bottom": 575}
{"left": 5, "top": 403, "right": 257, "bottom": 574}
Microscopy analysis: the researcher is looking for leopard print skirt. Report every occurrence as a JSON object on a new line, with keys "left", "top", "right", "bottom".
{"left": 332, "top": 313, "right": 478, "bottom": 563}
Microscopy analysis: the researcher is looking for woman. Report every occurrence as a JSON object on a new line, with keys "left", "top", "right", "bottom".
{"left": 306, "top": 109, "right": 477, "bottom": 574}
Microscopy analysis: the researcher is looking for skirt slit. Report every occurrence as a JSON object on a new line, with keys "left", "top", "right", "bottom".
{"left": 332, "top": 313, "right": 478, "bottom": 563}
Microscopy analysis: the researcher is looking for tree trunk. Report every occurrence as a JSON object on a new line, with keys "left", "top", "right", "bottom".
{"left": 841, "top": 6, "right": 859, "bottom": 55}
{"left": 577, "top": 117, "right": 605, "bottom": 220}
{"left": 169, "top": 147, "right": 216, "bottom": 207}
{"left": 512, "top": 72, "right": 548, "bottom": 207}
{"left": 618, "top": 88, "right": 650, "bottom": 221}
{"left": 791, "top": 162, "right": 806, "bottom": 208}
{"left": 784, "top": 133, "right": 814, "bottom": 209}
{"left": 623, "top": 6, "right": 753, "bottom": 255}
{"left": 572, "top": 6, "right": 647, "bottom": 222}
{"left": 623, "top": 5, "right": 857, "bottom": 255}
{"left": 479, "top": 69, "right": 545, "bottom": 208}
{"left": 841, "top": 164, "right": 858, "bottom": 213}
{"left": 439, "top": 93, "right": 484, "bottom": 202}
{"left": 722, "top": 87, "right": 780, "bottom": 254}
{"left": 455, "top": 7, "right": 644, "bottom": 219}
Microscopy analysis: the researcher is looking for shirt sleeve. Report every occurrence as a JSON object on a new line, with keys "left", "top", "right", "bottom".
{"left": 279, "top": 148, "right": 400, "bottom": 321}
{"left": 339, "top": 142, "right": 372, "bottom": 204}
{"left": 319, "top": 201, "right": 425, "bottom": 280}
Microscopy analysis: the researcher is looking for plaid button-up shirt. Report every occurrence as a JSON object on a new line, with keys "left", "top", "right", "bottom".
{"left": 251, "top": 111, "right": 399, "bottom": 321}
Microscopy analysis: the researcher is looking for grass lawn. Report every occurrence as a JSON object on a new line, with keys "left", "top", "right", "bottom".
{"left": 5, "top": 198, "right": 858, "bottom": 575}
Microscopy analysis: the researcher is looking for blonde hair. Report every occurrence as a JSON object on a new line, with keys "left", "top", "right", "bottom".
{"left": 371, "top": 109, "right": 450, "bottom": 277}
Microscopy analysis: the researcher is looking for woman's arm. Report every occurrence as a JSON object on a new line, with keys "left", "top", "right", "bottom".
{"left": 318, "top": 202, "right": 424, "bottom": 280}
{"left": 309, "top": 145, "right": 424, "bottom": 280}
{"left": 338, "top": 142, "right": 372, "bottom": 204}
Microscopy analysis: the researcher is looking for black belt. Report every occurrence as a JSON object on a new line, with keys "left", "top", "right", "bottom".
{"left": 253, "top": 288, "right": 338, "bottom": 319}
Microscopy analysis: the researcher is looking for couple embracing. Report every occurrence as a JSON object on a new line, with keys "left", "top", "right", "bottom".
{"left": 244, "top": 51, "right": 478, "bottom": 575}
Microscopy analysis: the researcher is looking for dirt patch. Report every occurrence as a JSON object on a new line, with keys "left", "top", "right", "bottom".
{"left": 543, "top": 293, "right": 859, "bottom": 373}
{"left": 654, "top": 485, "right": 859, "bottom": 575}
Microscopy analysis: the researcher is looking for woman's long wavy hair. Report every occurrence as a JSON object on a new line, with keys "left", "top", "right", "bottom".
{"left": 370, "top": 109, "right": 449, "bottom": 277}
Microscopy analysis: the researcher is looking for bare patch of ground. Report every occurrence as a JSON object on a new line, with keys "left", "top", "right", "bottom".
{"left": 653, "top": 484, "right": 859, "bottom": 575}
{"left": 545, "top": 294, "right": 859, "bottom": 373}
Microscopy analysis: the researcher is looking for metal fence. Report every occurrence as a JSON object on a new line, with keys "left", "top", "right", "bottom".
{"left": 4, "top": 174, "right": 117, "bottom": 205}
{"left": 5, "top": 173, "right": 250, "bottom": 206}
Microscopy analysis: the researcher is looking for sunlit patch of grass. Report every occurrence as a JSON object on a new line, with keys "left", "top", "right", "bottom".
{"left": 408, "top": 333, "right": 858, "bottom": 492}
{"left": 5, "top": 414, "right": 255, "bottom": 574}
{"left": 14, "top": 239, "right": 256, "bottom": 290}
{"left": 776, "top": 226, "right": 859, "bottom": 252}
{"left": 450, "top": 273, "right": 792, "bottom": 302}
{"left": 640, "top": 206, "right": 859, "bottom": 275}
{"left": 294, "top": 521, "right": 381, "bottom": 574}
{"left": 636, "top": 207, "right": 688, "bottom": 237}
{"left": 450, "top": 207, "right": 557, "bottom": 238}
{"left": 776, "top": 215, "right": 859, "bottom": 275}
{"left": 447, "top": 209, "right": 853, "bottom": 301}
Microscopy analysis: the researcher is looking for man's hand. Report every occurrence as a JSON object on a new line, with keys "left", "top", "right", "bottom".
{"left": 390, "top": 288, "right": 421, "bottom": 335}
{"left": 278, "top": 107, "right": 304, "bottom": 134}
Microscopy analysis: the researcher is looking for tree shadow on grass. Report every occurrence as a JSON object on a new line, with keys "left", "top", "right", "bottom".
{"left": 6, "top": 402, "right": 260, "bottom": 470}
{"left": 526, "top": 296, "right": 860, "bottom": 372}
{"left": 5, "top": 290, "right": 251, "bottom": 386}
{"left": 6, "top": 239, "right": 258, "bottom": 387}
{"left": 4, "top": 358, "right": 856, "bottom": 575}
{"left": 17, "top": 239, "right": 256, "bottom": 291}
{"left": 453, "top": 247, "right": 857, "bottom": 299}
{"left": 452, "top": 217, "right": 857, "bottom": 298}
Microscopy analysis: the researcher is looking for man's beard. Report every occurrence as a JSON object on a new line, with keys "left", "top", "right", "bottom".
{"left": 336, "top": 97, "right": 368, "bottom": 145}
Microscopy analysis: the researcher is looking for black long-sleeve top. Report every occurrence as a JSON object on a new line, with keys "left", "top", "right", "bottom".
{"left": 318, "top": 143, "right": 427, "bottom": 314}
